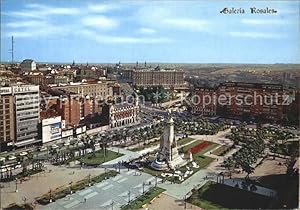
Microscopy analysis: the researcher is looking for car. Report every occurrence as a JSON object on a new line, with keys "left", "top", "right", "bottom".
{"left": 51, "top": 144, "right": 59, "bottom": 149}
{"left": 38, "top": 146, "right": 47, "bottom": 152}
{"left": 0, "top": 157, "right": 5, "bottom": 163}
{"left": 64, "top": 141, "right": 70, "bottom": 146}
{"left": 19, "top": 151, "right": 28, "bottom": 157}
{"left": 7, "top": 155, "right": 16, "bottom": 161}
{"left": 15, "top": 164, "right": 22, "bottom": 169}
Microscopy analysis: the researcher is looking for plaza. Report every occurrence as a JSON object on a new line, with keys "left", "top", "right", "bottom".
{"left": 1, "top": 121, "right": 298, "bottom": 210}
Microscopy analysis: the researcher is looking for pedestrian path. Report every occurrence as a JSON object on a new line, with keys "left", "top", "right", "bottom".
{"left": 40, "top": 168, "right": 160, "bottom": 210}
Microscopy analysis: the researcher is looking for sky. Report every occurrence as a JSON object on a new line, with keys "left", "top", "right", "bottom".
{"left": 1, "top": 0, "right": 300, "bottom": 64}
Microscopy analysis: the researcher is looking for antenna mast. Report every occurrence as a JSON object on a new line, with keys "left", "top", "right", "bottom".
{"left": 9, "top": 36, "right": 14, "bottom": 65}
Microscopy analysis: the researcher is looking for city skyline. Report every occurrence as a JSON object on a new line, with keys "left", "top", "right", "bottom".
{"left": 1, "top": 0, "right": 300, "bottom": 64}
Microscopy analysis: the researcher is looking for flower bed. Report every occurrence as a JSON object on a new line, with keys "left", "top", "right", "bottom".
{"left": 189, "top": 142, "right": 211, "bottom": 154}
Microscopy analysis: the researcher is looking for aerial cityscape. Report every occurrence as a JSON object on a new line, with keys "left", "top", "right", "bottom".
{"left": 0, "top": 0, "right": 299, "bottom": 210}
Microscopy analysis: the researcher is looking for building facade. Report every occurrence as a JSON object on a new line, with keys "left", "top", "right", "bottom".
{"left": 123, "top": 68, "right": 185, "bottom": 89}
{"left": 102, "top": 100, "right": 139, "bottom": 128}
{"left": 52, "top": 82, "right": 110, "bottom": 99}
{"left": 218, "top": 82, "right": 284, "bottom": 120}
{"left": 191, "top": 87, "right": 217, "bottom": 116}
{"left": 55, "top": 95, "right": 81, "bottom": 126}
{"left": 53, "top": 95, "right": 100, "bottom": 127}
{"left": 13, "top": 85, "right": 40, "bottom": 147}
{"left": 0, "top": 85, "right": 40, "bottom": 149}
{"left": 191, "top": 82, "right": 285, "bottom": 121}
{"left": 0, "top": 87, "right": 15, "bottom": 151}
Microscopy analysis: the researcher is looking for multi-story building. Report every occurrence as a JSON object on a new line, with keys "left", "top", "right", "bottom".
{"left": 218, "top": 82, "right": 284, "bottom": 120}
{"left": 191, "top": 87, "right": 217, "bottom": 116}
{"left": 55, "top": 95, "right": 81, "bottom": 126}
{"left": 123, "top": 67, "right": 185, "bottom": 89}
{"left": 102, "top": 100, "right": 139, "bottom": 128}
{"left": 191, "top": 82, "right": 285, "bottom": 121}
{"left": 24, "top": 73, "right": 53, "bottom": 86}
{"left": 51, "top": 94, "right": 100, "bottom": 127}
{"left": 13, "top": 85, "right": 40, "bottom": 147}
{"left": 52, "top": 82, "right": 111, "bottom": 99}
{"left": 0, "top": 85, "right": 40, "bottom": 149}
{"left": 0, "top": 87, "right": 15, "bottom": 151}
{"left": 20, "top": 59, "right": 36, "bottom": 71}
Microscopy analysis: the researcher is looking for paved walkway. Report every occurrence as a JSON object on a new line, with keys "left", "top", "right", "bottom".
{"left": 1, "top": 164, "right": 106, "bottom": 209}
{"left": 102, "top": 147, "right": 140, "bottom": 167}
{"left": 40, "top": 168, "right": 160, "bottom": 210}
{"left": 158, "top": 168, "right": 213, "bottom": 199}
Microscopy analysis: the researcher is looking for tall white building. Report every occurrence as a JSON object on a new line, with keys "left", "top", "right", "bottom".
{"left": 20, "top": 59, "right": 36, "bottom": 71}
{"left": 12, "top": 85, "right": 40, "bottom": 147}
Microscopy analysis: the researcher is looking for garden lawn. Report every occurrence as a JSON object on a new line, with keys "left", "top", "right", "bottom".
{"left": 177, "top": 137, "right": 195, "bottom": 146}
{"left": 129, "top": 140, "right": 160, "bottom": 152}
{"left": 181, "top": 140, "right": 203, "bottom": 152}
{"left": 79, "top": 150, "right": 123, "bottom": 166}
{"left": 188, "top": 181, "right": 272, "bottom": 209}
{"left": 212, "top": 145, "right": 230, "bottom": 156}
{"left": 121, "top": 187, "right": 165, "bottom": 210}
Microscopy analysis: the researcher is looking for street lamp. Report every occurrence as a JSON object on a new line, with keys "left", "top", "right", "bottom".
{"left": 128, "top": 191, "right": 131, "bottom": 204}
{"left": 69, "top": 182, "right": 73, "bottom": 194}
{"left": 111, "top": 200, "right": 114, "bottom": 210}
{"left": 88, "top": 174, "right": 91, "bottom": 186}
{"left": 49, "top": 189, "right": 52, "bottom": 203}
{"left": 15, "top": 178, "right": 18, "bottom": 193}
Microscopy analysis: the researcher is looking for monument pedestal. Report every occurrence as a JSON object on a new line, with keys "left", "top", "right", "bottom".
{"left": 151, "top": 116, "right": 187, "bottom": 171}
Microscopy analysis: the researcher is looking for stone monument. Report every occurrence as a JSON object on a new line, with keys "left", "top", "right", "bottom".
{"left": 151, "top": 115, "right": 187, "bottom": 170}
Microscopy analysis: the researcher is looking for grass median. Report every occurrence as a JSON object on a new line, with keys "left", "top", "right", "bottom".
{"left": 121, "top": 187, "right": 165, "bottom": 210}
{"left": 80, "top": 150, "right": 123, "bottom": 166}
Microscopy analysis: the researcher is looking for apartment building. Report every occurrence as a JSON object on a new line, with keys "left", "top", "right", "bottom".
{"left": 0, "top": 85, "right": 40, "bottom": 149}
{"left": 52, "top": 82, "right": 110, "bottom": 99}
{"left": 191, "top": 82, "right": 285, "bottom": 121}
{"left": 191, "top": 87, "right": 217, "bottom": 116}
{"left": 13, "top": 85, "right": 40, "bottom": 147}
{"left": 0, "top": 87, "right": 15, "bottom": 151}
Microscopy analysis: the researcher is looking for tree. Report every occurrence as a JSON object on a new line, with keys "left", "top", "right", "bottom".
{"left": 241, "top": 162, "right": 254, "bottom": 180}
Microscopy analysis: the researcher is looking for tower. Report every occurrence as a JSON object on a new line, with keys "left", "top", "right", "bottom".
{"left": 151, "top": 114, "right": 186, "bottom": 170}
{"left": 9, "top": 36, "right": 14, "bottom": 65}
